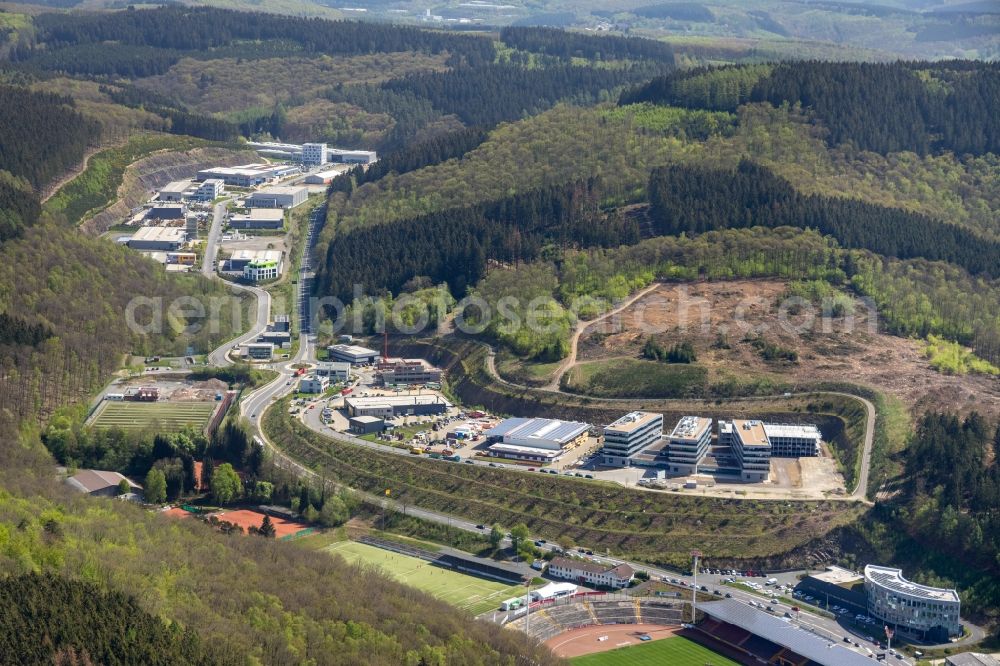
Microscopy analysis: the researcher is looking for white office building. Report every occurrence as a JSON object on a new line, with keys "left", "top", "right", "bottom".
{"left": 194, "top": 178, "right": 225, "bottom": 201}
{"left": 601, "top": 411, "right": 663, "bottom": 467}
{"left": 246, "top": 186, "right": 308, "bottom": 209}
{"left": 865, "top": 565, "right": 961, "bottom": 641}
{"left": 302, "top": 143, "right": 328, "bottom": 166}
{"left": 298, "top": 374, "right": 330, "bottom": 394}
{"left": 315, "top": 361, "right": 351, "bottom": 382}
{"left": 243, "top": 342, "right": 274, "bottom": 360}
{"left": 721, "top": 420, "right": 771, "bottom": 482}
{"left": 665, "top": 416, "right": 713, "bottom": 474}
{"left": 762, "top": 423, "right": 821, "bottom": 457}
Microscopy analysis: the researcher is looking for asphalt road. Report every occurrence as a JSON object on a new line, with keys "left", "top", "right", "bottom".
{"left": 202, "top": 198, "right": 227, "bottom": 277}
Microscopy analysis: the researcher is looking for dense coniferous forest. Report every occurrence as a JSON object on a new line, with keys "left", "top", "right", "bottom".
{"left": 382, "top": 62, "right": 668, "bottom": 127}
{"left": 332, "top": 126, "right": 489, "bottom": 192}
{"left": 318, "top": 179, "right": 638, "bottom": 300}
{"left": 499, "top": 26, "right": 676, "bottom": 62}
{"left": 647, "top": 160, "right": 1000, "bottom": 276}
{"left": 17, "top": 6, "right": 494, "bottom": 67}
{"left": 0, "top": 86, "right": 98, "bottom": 190}
{"left": 622, "top": 61, "right": 1000, "bottom": 155}
{"left": 0, "top": 573, "right": 224, "bottom": 666}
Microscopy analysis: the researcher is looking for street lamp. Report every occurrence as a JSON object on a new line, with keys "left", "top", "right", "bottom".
{"left": 691, "top": 549, "right": 702, "bottom": 624}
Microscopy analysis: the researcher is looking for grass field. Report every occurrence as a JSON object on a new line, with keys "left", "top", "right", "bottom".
{"left": 325, "top": 541, "right": 526, "bottom": 616}
{"left": 570, "top": 636, "right": 739, "bottom": 666}
{"left": 91, "top": 401, "right": 216, "bottom": 432}
{"left": 562, "top": 358, "right": 708, "bottom": 398}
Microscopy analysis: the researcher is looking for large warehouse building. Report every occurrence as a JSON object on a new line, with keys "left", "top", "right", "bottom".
{"left": 246, "top": 186, "right": 308, "bottom": 209}
{"left": 197, "top": 164, "right": 293, "bottom": 187}
{"left": 344, "top": 395, "right": 451, "bottom": 419}
{"left": 127, "top": 226, "right": 186, "bottom": 251}
{"left": 485, "top": 417, "right": 590, "bottom": 463}
{"left": 865, "top": 565, "right": 961, "bottom": 641}
{"left": 228, "top": 208, "right": 284, "bottom": 230}
{"left": 327, "top": 344, "right": 380, "bottom": 365}
{"left": 601, "top": 411, "right": 663, "bottom": 467}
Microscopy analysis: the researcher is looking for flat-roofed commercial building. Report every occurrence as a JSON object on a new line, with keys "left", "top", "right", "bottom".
{"left": 485, "top": 417, "right": 590, "bottom": 463}
{"left": 194, "top": 178, "right": 224, "bottom": 201}
{"left": 244, "top": 256, "right": 281, "bottom": 282}
{"left": 315, "top": 361, "right": 350, "bottom": 382}
{"left": 344, "top": 394, "right": 451, "bottom": 419}
{"left": 229, "top": 208, "right": 285, "bottom": 230}
{"left": 327, "top": 344, "right": 380, "bottom": 365}
{"left": 763, "top": 423, "right": 821, "bottom": 457}
{"left": 246, "top": 186, "right": 308, "bottom": 209}
{"left": 722, "top": 419, "right": 772, "bottom": 482}
{"left": 375, "top": 358, "right": 442, "bottom": 385}
{"left": 159, "top": 180, "right": 193, "bottom": 202}
{"left": 197, "top": 164, "right": 289, "bottom": 187}
{"left": 227, "top": 249, "right": 282, "bottom": 274}
{"left": 127, "top": 226, "right": 187, "bottom": 251}
{"left": 665, "top": 416, "right": 713, "bottom": 474}
{"left": 298, "top": 374, "right": 329, "bottom": 394}
{"left": 146, "top": 203, "right": 186, "bottom": 220}
{"left": 328, "top": 149, "right": 377, "bottom": 164}
{"left": 304, "top": 168, "right": 346, "bottom": 184}
{"left": 243, "top": 342, "right": 274, "bottom": 360}
{"left": 601, "top": 411, "right": 663, "bottom": 467}
{"left": 865, "top": 565, "right": 961, "bottom": 641}
{"left": 302, "top": 142, "right": 328, "bottom": 166}
{"left": 350, "top": 415, "right": 384, "bottom": 435}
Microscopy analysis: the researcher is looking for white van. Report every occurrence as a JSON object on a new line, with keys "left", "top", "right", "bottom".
{"left": 766, "top": 578, "right": 778, "bottom": 586}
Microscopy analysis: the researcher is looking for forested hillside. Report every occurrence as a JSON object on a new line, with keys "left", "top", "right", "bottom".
{"left": 622, "top": 60, "right": 1000, "bottom": 155}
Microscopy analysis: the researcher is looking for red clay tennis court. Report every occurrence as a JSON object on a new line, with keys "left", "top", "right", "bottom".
{"left": 544, "top": 623, "right": 678, "bottom": 659}
{"left": 213, "top": 509, "right": 310, "bottom": 538}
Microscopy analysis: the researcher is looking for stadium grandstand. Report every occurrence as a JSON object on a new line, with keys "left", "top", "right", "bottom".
{"left": 508, "top": 595, "right": 684, "bottom": 640}
{"left": 697, "top": 599, "right": 877, "bottom": 666}
{"left": 356, "top": 535, "right": 527, "bottom": 584}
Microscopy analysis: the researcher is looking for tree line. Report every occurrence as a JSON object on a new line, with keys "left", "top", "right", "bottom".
{"left": 647, "top": 159, "right": 1000, "bottom": 276}
{"left": 330, "top": 126, "right": 489, "bottom": 194}
{"left": 16, "top": 6, "right": 495, "bottom": 73}
{"left": 317, "top": 178, "right": 639, "bottom": 301}
{"left": 621, "top": 60, "right": 1000, "bottom": 155}
{"left": 0, "top": 85, "right": 98, "bottom": 190}
{"left": 382, "top": 61, "right": 668, "bottom": 128}
{"left": 101, "top": 84, "right": 240, "bottom": 142}
{"left": 499, "top": 26, "right": 676, "bottom": 63}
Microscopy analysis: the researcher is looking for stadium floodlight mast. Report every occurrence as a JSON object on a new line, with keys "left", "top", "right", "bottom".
{"left": 691, "top": 549, "right": 702, "bottom": 624}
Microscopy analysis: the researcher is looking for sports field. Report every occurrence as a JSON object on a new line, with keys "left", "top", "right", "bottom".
{"left": 91, "top": 401, "right": 216, "bottom": 432}
{"left": 325, "top": 540, "right": 526, "bottom": 616}
{"left": 569, "top": 635, "right": 739, "bottom": 666}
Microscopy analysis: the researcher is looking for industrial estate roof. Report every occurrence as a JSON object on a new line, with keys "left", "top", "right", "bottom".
{"left": 865, "top": 565, "right": 960, "bottom": 602}
{"left": 699, "top": 599, "right": 876, "bottom": 666}
{"left": 344, "top": 395, "right": 452, "bottom": 409}
{"left": 486, "top": 417, "right": 590, "bottom": 445}
{"left": 668, "top": 416, "right": 712, "bottom": 442}
{"left": 160, "top": 180, "right": 192, "bottom": 194}
{"left": 251, "top": 186, "right": 307, "bottom": 196}
{"left": 732, "top": 420, "right": 770, "bottom": 447}
{"left": 763, "top": 423, "right": 821, "bottom": 440}
{"left": 131, "top": 226, "right": 186, "bottom": 242}
{"left": 604, "top": 411, "right": 661, "bottom": 434}
{"left": 229, "top": 249, "right": 282, "bottom": 263}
